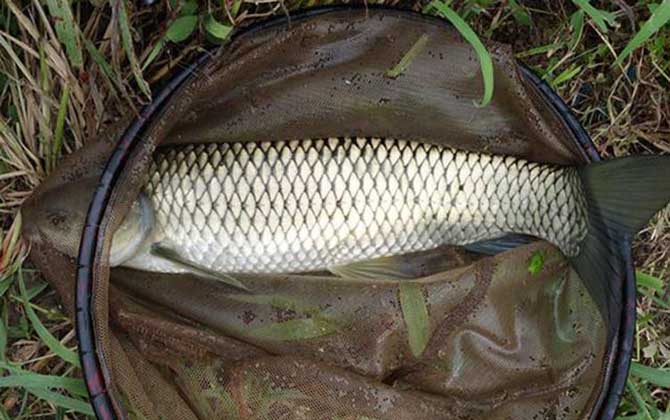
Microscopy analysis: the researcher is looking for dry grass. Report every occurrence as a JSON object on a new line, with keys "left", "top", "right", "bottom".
{"left": 0, "top": 0, "right": 668, "bottom": 418}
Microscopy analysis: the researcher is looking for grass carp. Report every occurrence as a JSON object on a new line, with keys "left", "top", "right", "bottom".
{"left": 113, "top": 137, "right": 592, "bottom": 275}
{"left": 24, "top": 136, "right": 670, "bottom": 331}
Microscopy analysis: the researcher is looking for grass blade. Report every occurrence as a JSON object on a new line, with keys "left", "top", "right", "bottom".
{"left": 1, "top": 212, "right": 22, "bottom": 273}
{"left": 572, "top": 0, "right": 617, "bottom": 33}
{"left": 636, "top": 271, "right": 665, "bottom": 292}
{"left": 552, "top": 64, "right": 582, "bottom": 87}
{"left": 50, "top": 85, "right": 69, "bottom": 173}
{"left": 114, "top": 0, "right": 151, "bottom": 98}
{"left": 516, "top": 43, "right": 562, "bottom": 58}
{"left": 615, "top": 0, "right": 670, "bottom": 66}
{"left": 386, "top": 33, "right": 430, "bottom": 78}
{"left": 527, "top": 250, "right": 546, "bottom": 275}
{"left": 24, "top": 281, "right": 48, "bottom": 301}
{"left": 427, "top": 0, "right": 494, "bottom": 107}
{"left": 83, "top": 38, "right": 122, "bottom": 93}
{"left": 44, "top": 0, "right": 83, "bottom": 68}
{"left": 141, "top": 39, "right": 165, "bottom": 71}
{"left": 399, "top": 282, "right": 431, "bottom": 358}
{"left": 230, "top": 0, "right": 242, "bottom": 19}
{"left": 569, "top": 10, "right": 585, "bottom": 51}
{"left": 28, "top": 388, "right": 93, "bottom": 416}
{"left": 626, "top": 378, "right": 654, "bottom": 420}
{"left": 18, "top": 270, "right": 80, "bottom": 367}
{"left": 630, "top": 362, "right": 670, "bottom": 388}
{"left": 166, "top": 15, "right": 198, "bottom": 43}
{"left": 204, "top": 14, "right": 232, "bottom": 42}
{"left": 0, "top": 372, "right": 87, "bottom": 396}
{"left": 0, "top": 277, "right": 15, "bottom": 299}
{"left": 179, "top": 0, "right": 198, "bottom": 16}
{"left": 508, "top": 0, "right": 531, "bottom": 26}
{"left": 248, "top": 316, "right": 339, "bottom": 341}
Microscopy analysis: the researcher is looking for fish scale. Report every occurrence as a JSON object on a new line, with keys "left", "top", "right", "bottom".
{"left": 141, "top": 137, "right": 589, "bottom": 274}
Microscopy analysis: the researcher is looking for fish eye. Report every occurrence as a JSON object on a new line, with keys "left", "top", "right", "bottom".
{"left": 46, "top": 210, "right": 69, "bottom": 229}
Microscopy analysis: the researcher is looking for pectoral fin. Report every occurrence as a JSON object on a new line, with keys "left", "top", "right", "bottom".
{"left": 150, "top": 244, "right": 249, "bottom": 291}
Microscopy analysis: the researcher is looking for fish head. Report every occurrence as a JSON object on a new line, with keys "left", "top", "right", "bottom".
{"left": 22, "top": 177, "right": 154, "bottom": 266}
{"left": 22, "top": 177, "right": 97, "bottom": 260}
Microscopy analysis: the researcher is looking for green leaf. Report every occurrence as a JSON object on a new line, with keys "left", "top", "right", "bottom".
{"left": 0, "top": 361, "right": 89, "bottom": 398}
{"left": 572, "top": 0, "right": 617, "bottom": 33}
{"left": 508, "top": 0, "right": 531, "bottom": 26}
{"left": 28, "top": 388, "right": 93, "bottom": 416}
{"left": 615, "top": 0, "right": 670, "bottom": 66}
{"left": 50, "top": 85, "right": 69, "bottom": 173}
{"left": 630, "top": 362, "right": 670, "bottom": 387}
{"left": 551, "top": 64, "right": 582, "bottom": 87}
{"left": 516, "top": 43, "right": 563, "bottom": 58}
{"left": 626, "top": 379, "right": 654, "bottom": 420}
{"left": 141, "top": 38, "right": 165, "bottom": 71}
{"left": 569, "top": 10, "right": 585, "bottom": 51}
{"left": 84, "top": 38, "right": 122, "bottom": 93}
{"left": 179, "top": 0, "right": 198, "bottom": 15}
{"left": 427, "top": 0, "right": 494, "bottom": 107}
{"left": 636, "top": 271, "right": 665, "bottom": 292}
{"left": 114, "top": 0, "right": 151, "bottom": 97}
{"left": 166, "top": 15, "right": 198, "bottom": 43}
{"left": 44, "top": 0, "right": 83, "bottom": 68}
{"left": 527, "top": 250, "right": 545, "bottom": 275}
{"left": 24, "top": 281, "right": 48, "bottom": 301}
{"left": 399, "top": 282, "right": 431, "bottom": 358}
{"left": 18, "top": 271, "right": 80, "bottom": 367}
{"left": 386, "top": 33, "right": 430, "bottom": 78}
{"left": 230, "top": 0, "right": 242, "bottom": 19}
{"left": 204, "top": 14, "right": 232, "bottom": 41}
{"left": 248, "top": 317, "right": 339, "bottom": 341}
{"left": 0, "top": 373, "right": 87, "bottom": 396}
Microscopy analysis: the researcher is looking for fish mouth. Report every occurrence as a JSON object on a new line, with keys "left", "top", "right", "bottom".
{"left": 109, "top": 193, "right": 155, "bottom": 267}
{"left": 21, "top": 211, "right": 41, "bottom": 246}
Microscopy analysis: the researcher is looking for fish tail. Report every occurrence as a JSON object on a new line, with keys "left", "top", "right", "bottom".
{"left": 573, "top": 155, "right": 670, "bottom": 337}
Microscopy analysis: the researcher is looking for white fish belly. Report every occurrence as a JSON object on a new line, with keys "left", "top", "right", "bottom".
{"left": 143, "top": 137, "right": 588, "bottom": 274}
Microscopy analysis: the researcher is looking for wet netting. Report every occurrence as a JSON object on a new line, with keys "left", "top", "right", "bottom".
{"left": 22, "top": 7, "right": 633, "bottom": 420}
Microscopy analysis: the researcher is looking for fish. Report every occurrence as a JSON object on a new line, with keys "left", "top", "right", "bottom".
{"left": 20, "top": 135, "right": 667, "bottom": 333}
{"left": 106, "top": 136, "right": 670, "bottom": 332}
{"left": 114, "top": 137, "right": 591, "bottom": 275}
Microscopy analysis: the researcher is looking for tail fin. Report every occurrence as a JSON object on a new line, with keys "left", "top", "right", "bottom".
{"left": 574, "top": 155, "right": 670, "bottom": 337}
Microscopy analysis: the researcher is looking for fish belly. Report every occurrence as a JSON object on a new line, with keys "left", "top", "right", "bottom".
{"left": 144, "top": 137, "right": 588, "bottom": 274}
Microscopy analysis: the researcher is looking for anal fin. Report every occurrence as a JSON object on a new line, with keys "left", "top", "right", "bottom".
{"left": 463, "top": 234, "right": 535, "bottom": 256}
{"left": 329, "top": 254, "right": 428, "bottom": 281}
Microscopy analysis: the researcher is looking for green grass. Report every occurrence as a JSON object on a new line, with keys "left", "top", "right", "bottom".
{"left": 1, "top": 0, "right": 669, "bottom": 418}
{"left": 616, "top": 0, "right": 670, "bottom": 66}
{"left": 425, "top": 0, "right": 494, "bottom": 106}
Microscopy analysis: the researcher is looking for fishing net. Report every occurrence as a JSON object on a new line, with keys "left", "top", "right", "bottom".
{"left": 22, "top": 7, "right": 628, "bottom": 420}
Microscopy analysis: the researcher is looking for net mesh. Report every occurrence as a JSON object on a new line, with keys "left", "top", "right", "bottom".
{"left": 112, "top": 243, "right": 605, "bottom": 420}
{"left": 21, "top": 8, "right": 613, "bottom": 420}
